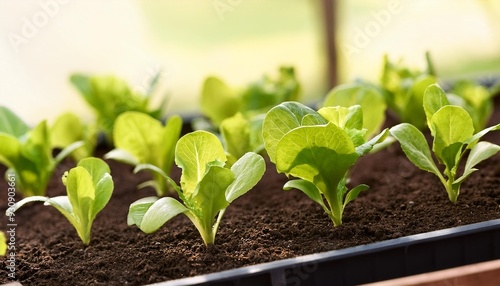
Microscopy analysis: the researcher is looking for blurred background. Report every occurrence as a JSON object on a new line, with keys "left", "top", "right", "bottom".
{"left": 1, "top": 0, "right": 499, "bottom": 125}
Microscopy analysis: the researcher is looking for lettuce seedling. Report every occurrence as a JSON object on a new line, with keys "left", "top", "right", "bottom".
{"left": 263, "top": 102, "right": 389, "bottom": 226}
{"left": 390, "top": 84, "right": 500, "bottom": 203}
{"left": 447, "top": 80, "right": 493, "bottom": 132}
{"left": 7, "top": 158, "right": 114, "bottom": 245}
{"left": 200, "top": 66, "right": 300, "bottom": 127}
{"left": 51, "top": 112, "right": 98, "bottom": 162}
{"left": 380, "top": 52, "right": 437, "bottom": 130}
{"left": 323, "top": 82, "right": 387, "bottom": 140}
{"left": 128, "top": 130, "right": 265, "bottom": 245}
{"left": 70, "top": 73, "right": 166, "bottom": 145}
{"left": 104, "top": 111, "right": 182, "bottom": 196}
{"left": 0, "top": 106, "right": 84, "bottom": 197}
{"left": 219, "top": 112, "right": 265, "bottom": 165}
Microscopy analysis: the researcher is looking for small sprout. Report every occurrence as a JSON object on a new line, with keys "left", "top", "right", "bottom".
{"left": 7, "top": 158, "right": 114, "bottom": 245}
{"left": 390, "top": 84, "right": 500, "bottom": 203}
{"left": 128, "top": 131, "right": 266, "bottom": 245}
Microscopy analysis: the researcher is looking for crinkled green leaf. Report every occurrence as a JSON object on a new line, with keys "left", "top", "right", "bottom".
{"left": 226, "top": 152, "right": 265, "bottom": 203}
{"left": 323, "top": 84, "right": 386, "bottom": 139}
{"left": 431, "top": 106, "right": 474, "bottom": 160}
{"left": 262, "top": 102, "right": 326, "bottom": 163}
{"left": 318, "top": 105, "right": 363, "bottom": 130}
{"left": 389, "top": 123, "right": 440, "bottom": 176}
{"left": 175, "top": 131, "right": 227, "bottom": 198}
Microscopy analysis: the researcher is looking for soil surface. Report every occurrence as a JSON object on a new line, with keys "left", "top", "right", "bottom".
{"left": 1, "top": 102, "right": 500, "bottom": 286}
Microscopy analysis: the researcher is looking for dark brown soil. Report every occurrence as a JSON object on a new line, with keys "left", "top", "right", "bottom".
{"left": 1, "top": 105, "right": 500, "bottom": 286}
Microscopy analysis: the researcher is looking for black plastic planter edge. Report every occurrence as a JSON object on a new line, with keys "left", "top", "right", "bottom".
{"left": 149, "top": 218, "right": 500, "bottom": 286}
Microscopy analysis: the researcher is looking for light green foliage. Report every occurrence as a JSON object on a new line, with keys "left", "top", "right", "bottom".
{"left": 51, "top": 112, "right": 98, "bottom": 162}
{"left": 198, "top": 67, "right": 300, "bottom": 161}
{"left": 380, "top": 53, "right": 437, "bottom": 130}
{"left": 0, "top": 231, "right": 6, "bottom": 256}
{"left": 220, "top": 112, "right": 264, "bottom": 165}
{"left": 127, "top": 131, "right": 266, "bottom": 245}
{"left": 323, "top": 83, "right": 386, "bottom": 139}
{"left": 263, "top": 102, "right": 389, "bottom": 226}
{"left": 390, "top": 84, "right": 500, "bottom": 203}
{"left": 0, "top": 106, "right": 83, "bottom": 197}
{"left": 104, "top": 112, "right": 182, "bottom": 196}
{"left": 70, "top": 73, "right": 166, "bottom": 144}
{"left": 447, "top": 80, "right": 493, "bottom": 132}
{"left": 7, "top": 158, "right": 114, "bottom": 245}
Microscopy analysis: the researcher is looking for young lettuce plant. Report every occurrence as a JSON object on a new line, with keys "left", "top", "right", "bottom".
{"left": 263, "top": 102, "right": 389, "bottom": 227}
{"left": 104, "top": 111, "right": 182, "bottom": 196}
{"left": 390, "top": 84, "right": 500, "bottom": 203}
{"left": 380, "top": 52, "right": 437, "bottom": 130}
{"left": 51, "top": 112, "right": 98, "bottom": 162}
{"left": 70, "top": 73, "right": 167, "bottom": 145}
{"left": 128, "top": 130, "right": 265, "bottom": 245}
{"left": 0, "top": 106, "right": 84, "bottom": 197}
{"left": 6, "top": 158, "right": 113, "bottom": 245}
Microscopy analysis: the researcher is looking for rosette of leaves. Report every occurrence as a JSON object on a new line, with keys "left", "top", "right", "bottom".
{"left": 0, "top": 106, "right": 83, "bottom": 197}
{"left": 390, "top": 84, "right": 500, "bottom": 203}
{"left": 128, "top": 130, "right": 266, "bottom": 245}
{"left": 263, "top": 102, "right": 389, "bottom": 227}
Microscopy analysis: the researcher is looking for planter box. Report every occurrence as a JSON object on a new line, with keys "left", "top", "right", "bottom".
{"left": 152, "top": 219, "right": 500, "bottom": 286}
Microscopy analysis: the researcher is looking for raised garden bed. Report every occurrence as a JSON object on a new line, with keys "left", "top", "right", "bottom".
{"left": 1, "top": 98, "right": 500, "bottom": 286}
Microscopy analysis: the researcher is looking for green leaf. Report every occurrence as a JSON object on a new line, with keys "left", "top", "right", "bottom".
{"left": 127, "top": 196, "right": 159, "bottom": 226}
{"left": 191, "top": 166, "right": 232, "bottom": 226}
{"left": 344, "top": 184, "right": 369, "bottom": 207}
{"left": 440, "top": 142, "right": 464, "bottom": 172}
{"left": 355, "top": 128, "right": 390, "bottom": 156}
{"left": 317, "top": 105, "right": 363, "bottom": 131}
{"left": 220, "top": 112, "right": 251, "bottom": 161}
{"left": 276, "top": 123, "right": 358, "bottom": 198}
{"left": 77, "top": 158, "right": 114, "bottom": 219}
{"left": 200, "top": 76, "right": 241, "bottom": 126}
{"left": 0, "top": 106, "right": 30, "bottom": 138}
{"left": 323, "top": 84, "right": 386, "bottom": 139}
{"left": 431, "top": 106, "right": 474, "bottom": 160}
{"left": 456, "top": 141, "right": 500, "bottom": 184}
{"left": 389, "top": 123, "right": 440, "bottom": 176}
{"left": 226, "top": 152, "right": 265, "bottom": 203}
{"left": 136, "top": 197, "right": 188, "bottom": 234}
{"left": 133, "top": 164, "right": 181, "bottom": 194}
{"left": 159, "top": 114, "right": 183, "bottom": 172}
{"left": 0, "top": 134, "right": 22, "bottom": 168}
{"left": 423, "top": 84, "right": 449, "bottom": 129}
{"left": 262, "top": 102, "right": 326, "bottom": 163}
{"left": 175, "top": 131, "right": 227, "bottom": 198}
{"left": 283, "top": 179, "right": 326, "bottom": 209}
